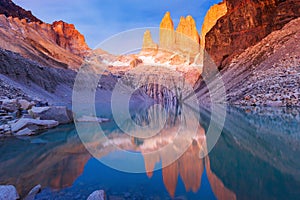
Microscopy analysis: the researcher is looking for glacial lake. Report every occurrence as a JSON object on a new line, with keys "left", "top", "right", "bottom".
{"left": 0, "top": 105, "right": 300, "bottom": 200}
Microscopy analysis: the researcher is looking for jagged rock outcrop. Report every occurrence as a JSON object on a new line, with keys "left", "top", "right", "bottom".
{"left": 200, "top": 2, "right": 227, "bottom": 48}
{"left": 0, "top": 0, "right": 90, "bottom": 69}
{"left": 205, "top": 0, "right": 300, "bottom": 69}
{"left": 142, "top": 30, "right": 158, "bottom": 51}
{"left": 159, "top": 12, "right": 175, "bottom": 50}
{"left": 176, "top": 15, "right": 200, "bottom": 53}
{"left": 51, "top": 20, "right": 90, "bottom": 57}
{"left": 0, "top": 0, "right": 41, "bottom": 22}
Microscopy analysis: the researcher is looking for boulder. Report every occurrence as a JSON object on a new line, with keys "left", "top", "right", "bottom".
{"left": 15, "top": 128, "right": 33, "bottom": 136}
{"left": 18, "top": 99, "right": 32, "bottom": 110}
{"left": 24, "top": 184, "right": 41, "bottom": 200}
{"left": 1, "top": 99, "right": 20, "bottom": 113}
{"left": 0, "top": 185, "right": 19, "bottom": 200}
{"left": 0, "top": 110, "right": 7, "bottom": 116}
{"left": 87, "top": 190, "right": 105, "bottom": 200}
{"left": 30, "top": 106, "right": 50, "bottom": 114}
{"left": 265, "top": 100, "right": 283, "bottom": 107}
{"left": 11, "top": 118, "right": 59, "bottom": 133}
{"left": 29, "top": 106, "right": 73, "bottom": 124}
{"left": 76, "top": 116, "right": 109, "bottom": 123}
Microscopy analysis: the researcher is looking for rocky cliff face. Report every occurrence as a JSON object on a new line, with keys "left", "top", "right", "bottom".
{"left": 197, "top": 18, "right": 300, "bottom": 107}
{"left": 200, "top": 2, "right": 227, "bottom": 49}
{"left": 0, "top": 48, "right": 76, "bottom": 103}
{"left": 0, "top": 0, "right": 42, "bottom": 22}
{"left": 51, "top": 20, "right": 90, "bottom": 57}
{"left": 0, "top": 0, "right": 90, "bottom": 69}
{"left": 0, "top": 15, "right": 90, "bottom": 69}
{"left": 205, "top": 0, "right": 300, "bottom": 69}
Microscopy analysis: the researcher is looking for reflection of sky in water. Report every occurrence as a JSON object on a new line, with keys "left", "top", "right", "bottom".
{"left": 70, "top": 158, "right": 217, "bottom": 200}
{"left": 1, "top": 106, "right": 300, "bottom": 199}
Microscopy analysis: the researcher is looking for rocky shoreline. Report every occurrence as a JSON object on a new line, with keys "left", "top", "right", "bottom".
{"left": 0, "top": 96, "right": 73, "bottom": 137}
{"left": 0, "top": 185, "right": 106, "bottom": 200}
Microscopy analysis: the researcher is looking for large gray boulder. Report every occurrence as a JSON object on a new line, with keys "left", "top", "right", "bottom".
{"left": 87, "top": 190, "right": 105, "bottom": 200}
{"left": 29, "top": 106, "right": 73, "bottom": 124}
{"left": 15, "top": 128, "right": 33, "bottom": 136}
{"left": 1, "top": 99, "right": 20, "bottom": 113}
{"left": 11, "top": 118, "right": 59, "bottom": 134}
{"left": 0, "top": 185, "right": 19, "bottom": 200}
{"left": 18, "top": 99, "right": 33, "bottom": 110}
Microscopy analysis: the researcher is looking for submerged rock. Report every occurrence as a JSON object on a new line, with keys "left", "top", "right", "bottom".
{"left": 29, "top": 106, "right": 73, "bottom": 124}
{"left": 15, "top": 127, "right": 33, "bottom": 136}
{"left": 24, "top": 184, "right": 41, "bottom": 200}
{"left": 87, "top": 190, "right": 105, "bottom": 200}
{"left": 76, "top": 116, "right": 109, "bottom": 123}
{"left": 0, "top": 185, "right": 19, "bottom": 200}
{"left": 11, "top": 118, "right": 59, "bottom": 134}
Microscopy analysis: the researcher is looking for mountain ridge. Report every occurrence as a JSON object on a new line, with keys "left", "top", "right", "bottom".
{"left": 0, "top": 0, "right": 90, "bottom": 70}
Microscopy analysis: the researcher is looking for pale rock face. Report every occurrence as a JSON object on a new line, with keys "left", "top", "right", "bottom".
{"left": 159, "top": 12, "right": 175, "bottom": 50}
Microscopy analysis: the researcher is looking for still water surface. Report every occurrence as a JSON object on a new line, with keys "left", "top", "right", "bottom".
{"left": 0, "top": 106, "right": 300, "bottom": 200}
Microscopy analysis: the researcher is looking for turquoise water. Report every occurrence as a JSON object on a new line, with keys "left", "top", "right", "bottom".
{"left": 0, "top": 106, "right": 300, "bottom": 199}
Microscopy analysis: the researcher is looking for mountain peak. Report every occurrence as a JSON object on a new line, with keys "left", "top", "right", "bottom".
{"left": 176, "top": 15, "right": 200, "bottom": 44}
{"left": 160, "top": 11, "right": 174, "bottom": 30}
{"left": 160, "top": 11, "right": 175, "bottom": 49}
{"left": 51, "top": 20, "right": 90, "bottom": 57}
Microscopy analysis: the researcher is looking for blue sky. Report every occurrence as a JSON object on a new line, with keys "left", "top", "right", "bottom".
{"left": 13, "top": 0, "right": 222, "bottom": 48}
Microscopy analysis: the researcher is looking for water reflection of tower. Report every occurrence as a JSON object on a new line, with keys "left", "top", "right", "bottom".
{"left": 142, "top": 123, "right": 236, "bottom": 199}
